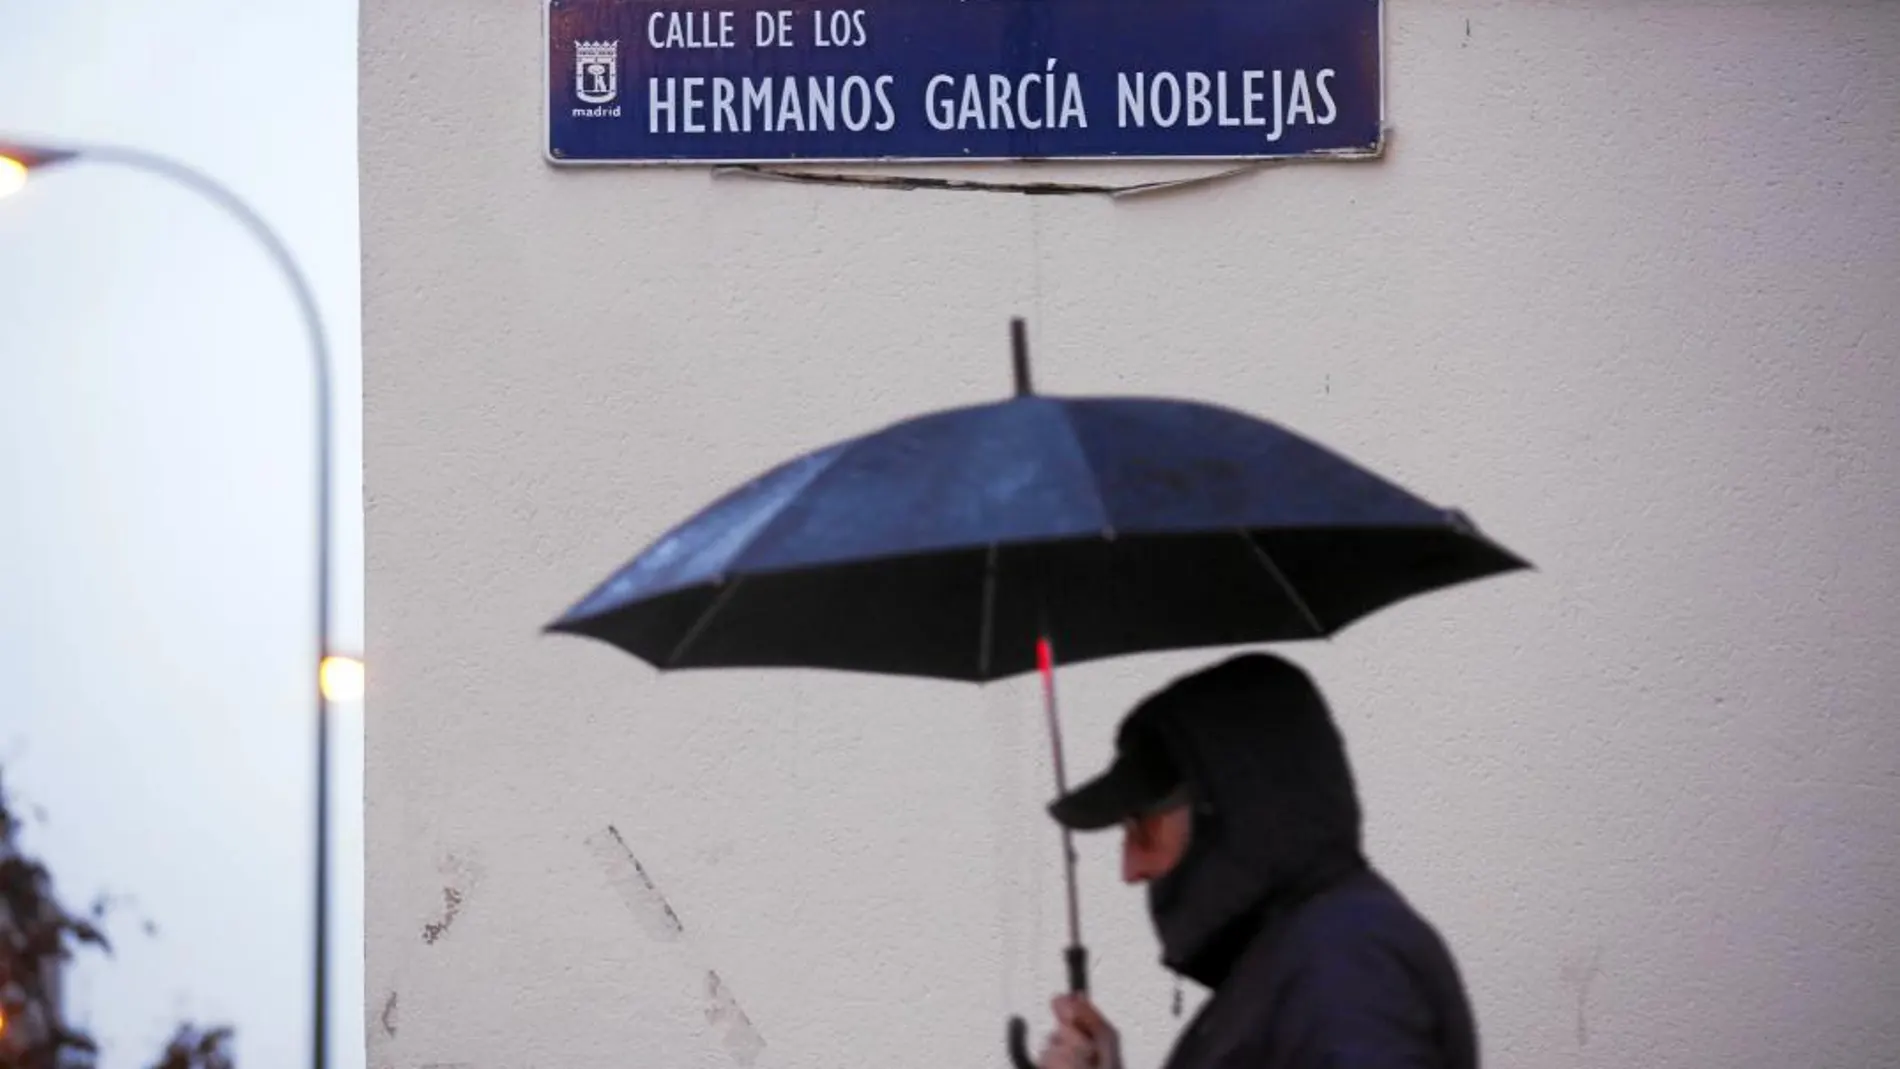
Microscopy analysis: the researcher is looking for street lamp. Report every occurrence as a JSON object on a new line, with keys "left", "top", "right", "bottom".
{"left": 1, "top": 137, "right": 355, "bottom": 1069}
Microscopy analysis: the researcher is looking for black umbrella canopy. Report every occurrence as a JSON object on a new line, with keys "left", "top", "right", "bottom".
{"left": 547, "top": 328, "right": 1528, "bottom": 679}
{"left": 547, "top": 321, "right": 1530, "bottom": 1069}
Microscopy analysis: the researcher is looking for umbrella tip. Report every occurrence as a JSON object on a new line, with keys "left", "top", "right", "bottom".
{"left": 1011, "top": 317, "right": 1032, "bottom": 397}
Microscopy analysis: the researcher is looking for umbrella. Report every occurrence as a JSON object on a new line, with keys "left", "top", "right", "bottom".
{"left": 547, "top": 320, "right": 1528, "bottom": 1065}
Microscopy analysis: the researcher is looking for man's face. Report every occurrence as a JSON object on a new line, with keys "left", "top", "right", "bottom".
{"left": 1121, "top": 803, "right": 1192, "bottom": 884}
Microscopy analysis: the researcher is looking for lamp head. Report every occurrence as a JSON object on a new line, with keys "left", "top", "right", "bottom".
{"left": 0, "top": 140, "right": 81, "bottom": 198}
{"left": 319, "top": 655, "right": 366, "bottom": 703}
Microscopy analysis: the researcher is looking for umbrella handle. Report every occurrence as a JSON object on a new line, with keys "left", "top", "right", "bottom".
{"left": 1007, "top": 1016, "right": 1038, "bottom": 1069}
{"left": 1005, "top": 945, "right": 1088, "bottom": 1069}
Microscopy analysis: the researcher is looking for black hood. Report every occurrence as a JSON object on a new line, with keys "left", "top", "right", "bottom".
{"left": 1140, "top": 653, "right": 1365, "bottom": 988}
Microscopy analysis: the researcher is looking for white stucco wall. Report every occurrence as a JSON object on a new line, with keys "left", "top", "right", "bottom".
{"left": 359, "top": 3, "right": 1900, "bottom": 1067}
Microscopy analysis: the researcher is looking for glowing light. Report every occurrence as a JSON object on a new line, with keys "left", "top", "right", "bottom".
{"left": 319, "top": 655, "right": 365, "bottom": 702}
{"left": 0, "top": 156, "right": 28, "bottom": 199}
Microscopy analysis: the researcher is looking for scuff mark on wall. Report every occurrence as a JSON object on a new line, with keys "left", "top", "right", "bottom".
{"left": 421, "top": 886, "right": 465, "bottom": 945}
{"left": 420, "top": 851, "right": 486, "bottom": 946}
{"left": 379, "top": 991, "right": 398, "bottom": 1038}
{"left": 585, "top": 823, "right": 686, "bottom": 941}
{"left": 705, "top": 969, "right": 767, "bottom": 1067}
{"left": 584, "top": 825, "right": 768, "bottom": 1062}
{"left": 1560, "top": 945, "right": 1604, "bottom": 1048}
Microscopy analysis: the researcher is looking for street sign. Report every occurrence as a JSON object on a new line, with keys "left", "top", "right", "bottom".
{"left": 545, "top": 0, "right": 1383, "bottom": 165}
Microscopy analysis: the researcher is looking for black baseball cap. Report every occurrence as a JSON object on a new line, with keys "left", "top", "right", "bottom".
{"left": 1048, "top": 697, "right": 1188, "bottom": 831}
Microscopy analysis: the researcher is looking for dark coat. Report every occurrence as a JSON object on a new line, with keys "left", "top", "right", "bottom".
{"left": 1142, "top": 654, "right": 1479, "bottom": 1069}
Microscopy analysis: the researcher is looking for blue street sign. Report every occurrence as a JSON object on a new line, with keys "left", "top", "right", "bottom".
{"left": 546, "top": 0, "right": 1384, "bottom": 164}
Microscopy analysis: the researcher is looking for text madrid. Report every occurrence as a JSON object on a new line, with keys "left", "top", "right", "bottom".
{"left": 577, "top": 67, "right": 1345, "bottom": 140}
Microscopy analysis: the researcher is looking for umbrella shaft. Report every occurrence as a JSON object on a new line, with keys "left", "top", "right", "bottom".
{"left": 1060, "top": 827, "right": 1084, "bottom": 984}
{"left": 1038, "top": 637, "right": 1085, "bottom": 958}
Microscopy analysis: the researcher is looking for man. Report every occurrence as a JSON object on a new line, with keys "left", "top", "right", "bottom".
{"left": 1037, "top": 652, "right": 1478, "bottom": 1069}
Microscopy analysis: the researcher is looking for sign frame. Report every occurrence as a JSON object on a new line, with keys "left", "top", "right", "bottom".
{"left": 542, "top": 0, "right": 1388, "bottom": 167}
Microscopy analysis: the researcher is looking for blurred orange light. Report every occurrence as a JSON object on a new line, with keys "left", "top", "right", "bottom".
{"left": 320, "top": 655, "right": 365, "bottom": 702}
{"left": 0, "top": 156, "right": 28, "bottom": 198}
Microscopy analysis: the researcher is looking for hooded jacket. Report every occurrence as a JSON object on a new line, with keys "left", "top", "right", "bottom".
{"left": 1140, "top": 654, "right": 1478, "bottom": 1069}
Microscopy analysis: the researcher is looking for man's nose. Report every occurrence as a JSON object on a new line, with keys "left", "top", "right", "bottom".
{"left": 1122, "top": 839, "right": 1151, "bottom": 884}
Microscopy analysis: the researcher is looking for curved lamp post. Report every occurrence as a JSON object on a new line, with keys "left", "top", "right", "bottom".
{"left": 1, "top": 137, "right": 359, "bottom": 1069}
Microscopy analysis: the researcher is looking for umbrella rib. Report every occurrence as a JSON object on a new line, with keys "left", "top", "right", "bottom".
{"left": 978, "top": 543, "right": 999, "bottom": 679}
{"left": 1051, "top": 404, "right": 1118, "bottom": 535}
{"left": 666, "top": 576, "right": 746, "bottom": 667}
{"left": 1239, "top": 530, "right": 1327, "bottom": 638}
{"left": 719, "top": 440, "right": 862, "bottom": 576}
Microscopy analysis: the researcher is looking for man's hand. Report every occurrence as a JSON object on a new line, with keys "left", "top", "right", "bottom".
{"left": 1039, "top": 994, "right": 1123, "bottom": 1069}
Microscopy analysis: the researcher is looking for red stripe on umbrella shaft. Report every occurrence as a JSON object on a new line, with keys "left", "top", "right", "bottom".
{"left": 1038, "top": 638, "right": 1069, "bottom": 794}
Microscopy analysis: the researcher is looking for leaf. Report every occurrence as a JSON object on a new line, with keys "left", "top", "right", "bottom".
{"left": 1, "top": 760, "right": 236, "bottom": 1068}
{"left": 69, "top": 919, "right": 113, "bottom": 954}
